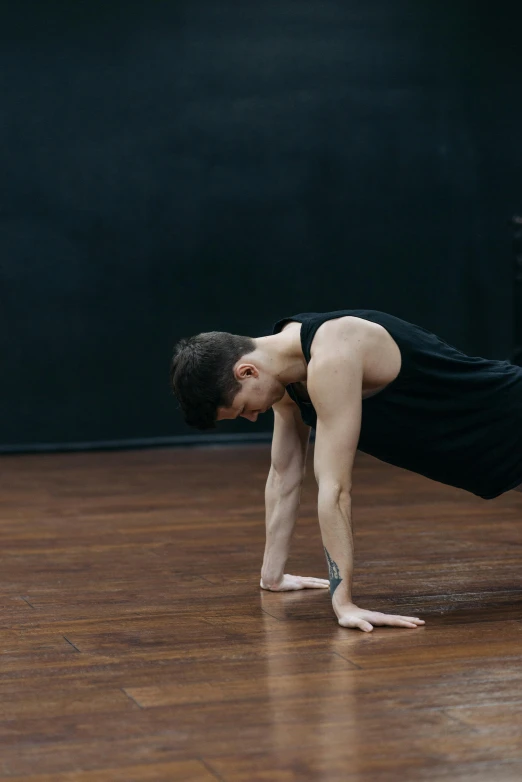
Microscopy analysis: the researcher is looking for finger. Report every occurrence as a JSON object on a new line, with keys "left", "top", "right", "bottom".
{"left": 377, "top": 618, "right": 420, "bottom": 628}
{"left": 393, "top": 615, "right": 425, "bottom": 626}
{"left": 289, "top": 577, "right": 325, "bottom": 589}
{"left": 371, "top": 613, "right": 425, "bottom": 626}
{"left": 381, "top": 614, "right": 425, "bottom": 624}
{"left": 302, "top": 579, "right": 330, "bottom": 588}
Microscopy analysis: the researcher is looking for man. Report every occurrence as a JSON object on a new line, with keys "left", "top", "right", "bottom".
{"left": 170, "top": 309, "right": 522, "bottom": 632}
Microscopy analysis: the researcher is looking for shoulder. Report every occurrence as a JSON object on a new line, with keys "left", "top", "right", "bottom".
{"left": 307, "top": 318, "right": 366, "bottom": 408}
{"left": 308, "top": 314, "right": 402, "bottom": 398}
{"left": 310, "top": 316, "right": 371, "bottom": 363}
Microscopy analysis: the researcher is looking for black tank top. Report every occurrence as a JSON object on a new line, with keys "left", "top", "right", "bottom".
{"left": 272, "top": 309, "right": 522, "bottom": 499}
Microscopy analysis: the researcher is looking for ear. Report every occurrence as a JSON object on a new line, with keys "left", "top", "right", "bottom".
{"left": 236, "top": 363, "right": 258, "bottom": 380}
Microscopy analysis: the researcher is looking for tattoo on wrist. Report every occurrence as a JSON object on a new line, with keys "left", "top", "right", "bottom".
{"left": 323, "top": 547, "right": 342, "bottom": 597}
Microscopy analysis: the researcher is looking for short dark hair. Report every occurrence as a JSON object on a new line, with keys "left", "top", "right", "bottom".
{"left": 169, "top": 331, "right": 256, "bottom": 430}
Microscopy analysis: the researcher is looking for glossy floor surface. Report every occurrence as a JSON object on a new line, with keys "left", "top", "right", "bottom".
{"left": 1, "top": 444, "right": 522, "bottom": 780}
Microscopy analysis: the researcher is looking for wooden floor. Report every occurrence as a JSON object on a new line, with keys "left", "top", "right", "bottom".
{"left": 1, "top": 444, "right": 522, "bottom": 780}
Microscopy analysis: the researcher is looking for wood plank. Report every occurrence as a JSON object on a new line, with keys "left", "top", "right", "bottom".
{"left": 0, "top": 446, "right": 521, "bottom": 779}
{"left": 205, "top": 752, "right": 522, "bottom": 782}
{"left": 4, "top": 760, "right": 219, "bottom": 781}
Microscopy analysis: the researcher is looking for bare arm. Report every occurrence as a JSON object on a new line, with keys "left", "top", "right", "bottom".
{"left": 310, "top": 352, "right": 360, "bottom": 610}
{"left": 261, "top": 466, "right": 303, "bottom": 586}
{"left": 260, "top": 391, "right": 328, "bottom": 592}
{"left": 308, "top": 334, "right": 425, "bottom": 631}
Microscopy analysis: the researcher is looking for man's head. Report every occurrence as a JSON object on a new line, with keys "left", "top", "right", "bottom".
{"left": 170, "top": 331, "right": 285, "bottom": 430}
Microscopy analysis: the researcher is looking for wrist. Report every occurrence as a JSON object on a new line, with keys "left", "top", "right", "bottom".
{"left": 261, "top": 551, "right": 286, "bottom": 587}
{"left": 332, "top": 587, "right": 356, "bottom": 615}
{"left": 260, "top": 570, "right": 284, "bottom": 589}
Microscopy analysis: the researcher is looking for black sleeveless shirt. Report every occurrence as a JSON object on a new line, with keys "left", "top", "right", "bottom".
{"left": 272, "top": 309, "right": 522, "bottom": 499}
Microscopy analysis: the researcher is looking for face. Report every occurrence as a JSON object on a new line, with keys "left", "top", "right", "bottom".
{"left": 216, "top": 363, "right": 285, "bottom": 423}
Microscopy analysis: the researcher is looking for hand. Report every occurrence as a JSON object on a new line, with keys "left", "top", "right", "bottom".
{"left": 260, "top": 574, "right": 330, "bottom": 591}
{"left": 335, "top": 604, "right": 425, "bottom": 632}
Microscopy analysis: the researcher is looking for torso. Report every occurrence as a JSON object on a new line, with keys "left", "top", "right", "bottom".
{"left": 280, "top": 316, "right": 402, "bottom": 403}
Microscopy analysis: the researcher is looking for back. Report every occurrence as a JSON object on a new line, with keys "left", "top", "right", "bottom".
{"left": 272, "top": 309, "right": 522, "bottom": 499}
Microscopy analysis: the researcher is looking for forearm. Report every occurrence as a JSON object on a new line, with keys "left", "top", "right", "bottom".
{"left": 261, "top": 466, "right": 303, "bottom": 587}
{"left": 318, "top": 492, "right": 354, "bottom": 608}
{"left": 318, "top": 493, "right": 426, "bottom": 632}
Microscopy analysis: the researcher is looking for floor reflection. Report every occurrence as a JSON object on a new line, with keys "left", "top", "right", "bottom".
{"left": 257, "top": 589, "right": 361, "bottom": 775}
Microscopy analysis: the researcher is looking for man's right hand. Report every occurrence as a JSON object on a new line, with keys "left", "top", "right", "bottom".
{"left": 260, "top": 574, "right": 330, "bottom": 591}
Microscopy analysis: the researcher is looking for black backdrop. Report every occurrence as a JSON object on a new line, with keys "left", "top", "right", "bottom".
{"left": 1, "top": 1, "right": 521, "bottom": 451}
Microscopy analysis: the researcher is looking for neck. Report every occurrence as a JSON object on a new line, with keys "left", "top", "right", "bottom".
{"left": 252, "top": 331, "right": 307, "bottom": 386}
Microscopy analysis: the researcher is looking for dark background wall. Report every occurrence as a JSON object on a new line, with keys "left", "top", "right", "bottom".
{"left": 1, "top": 1, "right": 521, "bottom": 451}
